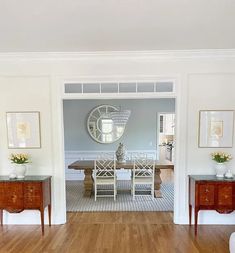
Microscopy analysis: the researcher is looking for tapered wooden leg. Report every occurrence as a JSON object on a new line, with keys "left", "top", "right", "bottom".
{"left": 154, "top": 168, "right": 162, "bottom": 198}
{"left": 40, "top": 208, "right": 44, "bottom": 235}
{"left": 48, "top": 205, "right": 51, "bottom": 226}
{"left": 49, "top": 177, "right": 51, "bottom": 227}
{"left": 189, "top": 205, "right": 192, "bottom": 226}
{"left": 195, "top": 208, "right": 199, "bottom": 236}
{"left": 84, "top": 168, "right": 94, "bottom": 197}
{"left": 0, "top": 210, "right": 3, "bottom": 226}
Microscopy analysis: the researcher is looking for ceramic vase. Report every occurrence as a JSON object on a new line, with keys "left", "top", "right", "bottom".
{"left": 116, "top": 143, "right": 126, "bottom": 163}
{"left": 14, "top": 164, "right": 27, "bottom": 178}
{"left": 215, "top": 162, "right": 226, "bottom": 178}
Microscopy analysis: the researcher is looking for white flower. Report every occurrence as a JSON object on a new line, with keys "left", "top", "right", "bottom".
{"left": 211, "top": 151, "right": 232, "bottom": 163}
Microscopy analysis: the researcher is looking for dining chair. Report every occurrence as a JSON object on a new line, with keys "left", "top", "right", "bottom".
{"left": 94, "top": 158, "right": 117, "bottom": 201}
{"left": 132, "top": 158, "right": 155, "bottom": 200}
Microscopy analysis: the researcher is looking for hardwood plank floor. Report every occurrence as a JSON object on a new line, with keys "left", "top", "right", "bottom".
{"left": 0, "top": 212, "right": 234, "bottom": 253}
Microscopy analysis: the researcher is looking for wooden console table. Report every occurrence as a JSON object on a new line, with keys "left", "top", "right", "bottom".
{"left": 0, "top": 176, "right": 51, "bottom": 235}
{"left": 68, "top": 160, "right": 174, "bottom": 198}
{"left": 189, "top": 175, "right": 235, "bottom": 235}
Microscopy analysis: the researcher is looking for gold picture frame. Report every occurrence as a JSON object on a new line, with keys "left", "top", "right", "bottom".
{"left": 198, "top": 110, "right": 234, "bottom": 148}
{"left": 6, "top": 111, "right": 41, "bottom": 149}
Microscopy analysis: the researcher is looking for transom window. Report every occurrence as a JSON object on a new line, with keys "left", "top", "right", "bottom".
{"left": 64, "top": 81, "right": 174, "bottom": 95}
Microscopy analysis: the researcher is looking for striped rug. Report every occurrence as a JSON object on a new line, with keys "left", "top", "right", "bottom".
{"left": 66, "top": 180, "right": 174, "bottom": 212}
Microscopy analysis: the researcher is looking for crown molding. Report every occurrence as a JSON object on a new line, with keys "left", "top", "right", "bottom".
{"left": 0, "top": 49, "right": 235, "bottom": 61}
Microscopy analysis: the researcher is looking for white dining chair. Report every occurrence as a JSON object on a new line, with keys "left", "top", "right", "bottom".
{"left": 94, "top": 158, "right": 117, "bottom": 201}
{"left": 132, "top": 158, "right": 155, "bottom": 200}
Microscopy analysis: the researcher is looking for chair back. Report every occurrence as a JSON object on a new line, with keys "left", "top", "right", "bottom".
{"left": 133, "top": 159, "right": 155, "bottom": 178}
{"left": 94, "top": 158, "right": 116, "bottom": 179}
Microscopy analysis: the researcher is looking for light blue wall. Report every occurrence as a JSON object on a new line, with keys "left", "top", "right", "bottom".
{"left": 63, "top": 99, "right": 175, "bottom": 151}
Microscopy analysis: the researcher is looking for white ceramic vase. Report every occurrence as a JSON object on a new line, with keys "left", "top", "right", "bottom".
{"left": 116, "top": 143, "right": 126, "bottom": 163}
{"left": 215, "top": 162, "right": 226, "bottom": 178}
{"left": 14, "top": 164, "right": 27, "bottom": 178}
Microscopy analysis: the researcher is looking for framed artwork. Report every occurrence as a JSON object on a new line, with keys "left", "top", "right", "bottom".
{"left": 198, "top": 110, "right": 234, "bottom": 148}
{"left": 6, "top": 111, "right": 41, "bottom": 148}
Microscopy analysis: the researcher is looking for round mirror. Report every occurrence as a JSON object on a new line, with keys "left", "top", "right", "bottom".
{"left": 87, "top": 105, "right": 126, "bottom": 144}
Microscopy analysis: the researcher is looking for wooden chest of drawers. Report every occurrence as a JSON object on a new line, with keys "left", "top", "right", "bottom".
{"left": 0, "top": 176, "right": 51, "bottom": 235}
{"left": 189, "top": 175, "right": 235, "bottom": 235}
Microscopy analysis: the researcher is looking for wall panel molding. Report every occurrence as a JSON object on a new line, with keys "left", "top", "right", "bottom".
{"left": 65, "top": 150, "right": 157, "bottom": 180}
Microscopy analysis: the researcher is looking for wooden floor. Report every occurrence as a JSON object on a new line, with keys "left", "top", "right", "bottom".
{"left": 0, "top": 212, "right": 234, "bottom": 253}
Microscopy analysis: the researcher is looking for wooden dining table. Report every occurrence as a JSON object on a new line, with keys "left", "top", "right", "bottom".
{"left": 68, "top": 159, "right": 174, "bottom": 198}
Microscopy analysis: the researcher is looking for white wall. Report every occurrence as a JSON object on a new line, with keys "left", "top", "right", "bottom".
{"left": 0, "top": 50, "right": 235, "bottom": 225}
{"left": 187, "top": 74, "right": 235, "bottom": 224}
{"left": 0, "top": 76, "right": 55, "bottom": 224}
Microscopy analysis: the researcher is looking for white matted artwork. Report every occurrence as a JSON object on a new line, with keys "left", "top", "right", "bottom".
{"left": 199, "top": 110, "right": 234, "bottom": 148}
{"left": 6, "top": 111, "right": 41, "bottom": 148}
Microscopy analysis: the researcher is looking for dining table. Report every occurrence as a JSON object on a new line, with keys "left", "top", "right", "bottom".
{"left": 68, "top": 159, "right": 174, "bottom": 198}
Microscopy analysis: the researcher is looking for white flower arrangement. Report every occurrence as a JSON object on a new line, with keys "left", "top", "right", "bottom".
{"left": 10, "top": 153, "right": 29, "bottom": 164}
{"left": 211, "top": 152, "right": 232, "bottom": 163}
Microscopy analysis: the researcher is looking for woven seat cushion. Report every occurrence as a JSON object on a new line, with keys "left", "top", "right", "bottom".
{"left": 96, "top": 178, "right": 116, "bottom": 184}
{"left": 131, "top": 171, "right": 152, "bottom": 177}
{"left": 96, "top": 171, "right": 115, "bottom": 177}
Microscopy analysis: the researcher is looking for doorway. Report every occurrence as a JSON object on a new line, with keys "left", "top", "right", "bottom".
{"left": 157, "top": 112, "right": 175, "bottom": 186}
{"left": 57, "top": 78, "right": 181, "bottom": 223}
{"left": 157, "top": 113, "right": 175, "bottom": 161}
{"left": 64, "top": 98, "right": 175, "bottom": 212}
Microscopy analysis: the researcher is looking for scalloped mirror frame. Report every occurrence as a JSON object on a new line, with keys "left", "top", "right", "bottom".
{"left": 87, "top": 104, "right": 127, "bottom": 144}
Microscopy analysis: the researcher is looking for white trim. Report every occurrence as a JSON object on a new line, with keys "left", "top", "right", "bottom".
{"left": 65, "top": 150, "right": 157, "bottom": 180}
{"left": 65, "top": 150, "right": 157, "bottom": 159}
{"left": 169, "top": 75, "right": 187, "bottom": 225}
{"left": 61, "top": 75, "right": 178, "bottom": 94}
{"left": 63, "top": 76, "right": 177, "bottom": 83}
{"left": 50, "top": 75, "right": 67, "bottom": 224}
{"left": 56, "top": 74, "right": 181, "bottom": 224}
{"left": 0, "top": 49, "right": 235, "bottom": 61}
{"left": 63, "top": 92, "right": 176, "bottom": 100}
{"left": 176, "top": 213, "right": 235, "bottom": 225}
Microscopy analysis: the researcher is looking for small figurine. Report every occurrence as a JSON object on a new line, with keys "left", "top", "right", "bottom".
{"left": 225, "top": 169, "right": 233, "bottom": 178}
{"left": 116, "top": 143, "right": 126, "bottom": 163}
{"left": 9, "top": 173, "right": 17, "bottom": 179}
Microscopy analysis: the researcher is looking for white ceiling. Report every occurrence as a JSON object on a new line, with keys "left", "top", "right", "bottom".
{"left": 0, "top": 0, "right": 235, "bottom": 52}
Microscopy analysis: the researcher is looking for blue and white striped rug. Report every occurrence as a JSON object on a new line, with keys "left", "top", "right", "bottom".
{"left": 66, "top": 180, "right": 174, "bottom": 212}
